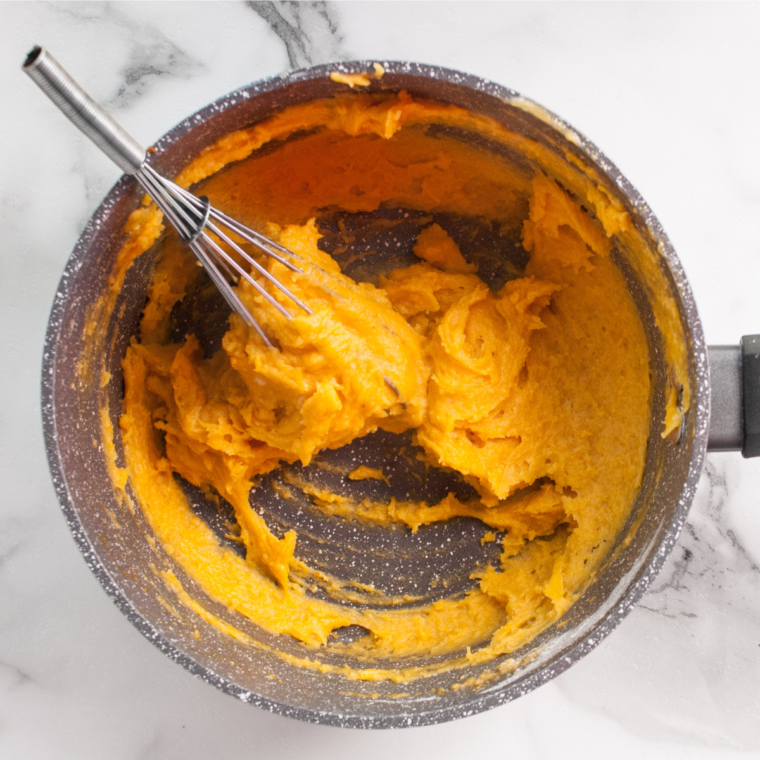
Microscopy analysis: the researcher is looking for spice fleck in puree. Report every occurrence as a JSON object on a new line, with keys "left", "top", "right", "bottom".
{"left": 109, "top": 88, "right": 673, "bottom": 684}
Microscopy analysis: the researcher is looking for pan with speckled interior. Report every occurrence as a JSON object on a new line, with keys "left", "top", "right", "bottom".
{"left": 41, "top": 62, "right": 710, "bottom": 728}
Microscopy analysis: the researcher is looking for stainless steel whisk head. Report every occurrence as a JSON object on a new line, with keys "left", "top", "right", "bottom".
{"left": 135, "top": 166, "right": 313, "bottom": 346}
{"left": 23, "top": 46, "right": 312, "bottom": 347}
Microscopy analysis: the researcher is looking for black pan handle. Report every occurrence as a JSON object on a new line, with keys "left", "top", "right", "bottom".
{"left": 707, "top": 336, "right": 760, "bottom": 457}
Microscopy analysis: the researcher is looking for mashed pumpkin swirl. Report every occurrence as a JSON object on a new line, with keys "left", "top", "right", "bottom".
{"left": 114, "top": 92, "right": 652, "bottom": 680}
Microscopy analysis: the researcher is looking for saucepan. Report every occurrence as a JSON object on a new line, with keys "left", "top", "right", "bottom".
{"left": 40, "top": 61, "right": 760, "bottom": 728}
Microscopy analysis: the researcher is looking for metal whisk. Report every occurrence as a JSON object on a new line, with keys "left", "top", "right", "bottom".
{"left": 23, "top": 46, "right": 312, "bottom": 347}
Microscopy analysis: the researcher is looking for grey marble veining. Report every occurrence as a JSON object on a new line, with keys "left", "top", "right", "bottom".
{"left": 2, "top": 2, "right": 760, "bottom": 758}
{"left": 558, "top": 456, "right": 760, "bottom": 748}
{"left": 247, "top": 1, "right": 345, "bottom": 68}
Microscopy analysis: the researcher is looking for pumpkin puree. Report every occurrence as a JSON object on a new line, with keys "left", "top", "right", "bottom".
{"left": 114, "top": 91, "right": 654, "bottom": 680}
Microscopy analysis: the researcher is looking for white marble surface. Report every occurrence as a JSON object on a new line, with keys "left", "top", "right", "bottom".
{"left": 2, "top": 2, "right": 760, "bottom": 757}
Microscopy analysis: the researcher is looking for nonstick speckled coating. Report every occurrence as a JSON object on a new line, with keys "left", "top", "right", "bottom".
{"left": 41, "top": 61, "right": 709, "bottom": 728}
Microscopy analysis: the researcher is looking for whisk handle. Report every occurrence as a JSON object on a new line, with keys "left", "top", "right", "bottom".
{"left": 23, "top": 46, "right": 146, "bottom": 175}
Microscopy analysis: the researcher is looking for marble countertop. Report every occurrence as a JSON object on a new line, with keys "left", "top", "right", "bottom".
{"left": 2, "top": 2, "right": 760, "bottom": 757}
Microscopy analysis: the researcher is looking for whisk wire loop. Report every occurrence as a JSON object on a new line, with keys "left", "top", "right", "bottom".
{"left": 185, "top": 196, "right": 212, "bottom": 245}
{"left": 137, "top": 165, "right": 314, "bottom": 343}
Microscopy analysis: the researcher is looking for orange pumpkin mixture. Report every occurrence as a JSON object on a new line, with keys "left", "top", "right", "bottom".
{"left": 110, "top": 91, "right": 655, "bottom": 681}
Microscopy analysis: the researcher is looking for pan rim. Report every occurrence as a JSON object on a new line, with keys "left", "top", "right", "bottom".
{"left": 40, "top": 59, "right": 710, "bottom": 729}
